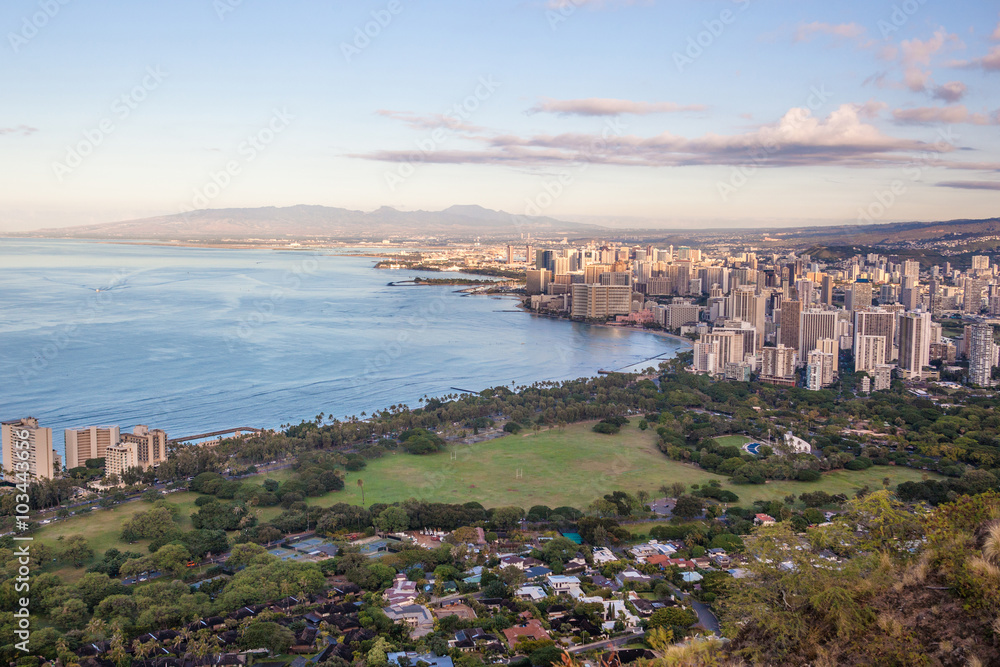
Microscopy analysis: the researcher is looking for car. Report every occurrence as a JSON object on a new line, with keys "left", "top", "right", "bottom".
{"left": 187, "top": 561, "right": 198, "bottom": 567}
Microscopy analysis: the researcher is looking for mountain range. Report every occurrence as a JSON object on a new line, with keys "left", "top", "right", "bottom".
{"left": 23, "top": 205, "right": 604, "bottom": 241}
{"left": 14, "top": 205, "right": 1000, "bottom": 247}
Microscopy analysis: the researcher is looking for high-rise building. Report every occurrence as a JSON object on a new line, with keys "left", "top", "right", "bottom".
{"left": 898, "top": 311, "right": 932, "bottom": 378}
{"left": 598, "top": 271, "right": 631, "bottom": 287}
{"left": 104, "top": 441, "right": 139, "bottom": 481}
{"left": 118, "top": 425, "right": 169, "bottom": 469}
{"left": 902, "top": 260, "right": 921, "bottom": 282}
{"left": 873, "top": 364, "right": 893, "bottom": 391}
{"left": 760, "top": 345, "right": 797, "bottom": 386}
{"left": 570, "top": 284, "right": 631, "bottom": 319}
{"left": 846, "top": 280, "right": 873, "bottom": 311}
{"left": 795, "top": 279, "right": 815, "bottom": 307}
{"left": 779, "top": 300, "right": 802, "bottom": 352}
{"left": 65, "top": 425, "right": 120, "bottom": 470}
{"left": 806, "top": 349, "right": 836, "bottom": 389}
{"left": 854, "top": 334, "right": 887, "bottom": 372}
{"left": 665, "top": 302, "right": 700, "bottom": 330}
{"left": 729, "top": 286, "right": 765, "bottom": 350}
{"left": 713, "top": 321, "right": 757, "bottom": 361}
{"left": 854, "top": 309, "right": 895, "bottom": 362}
{"left": 968, "top": 323, "right": 996, "bottom": 387}
{"left": 963, "top": 277, "right": 985, "bottom": 315}
{"left": 693, "top": 340, "right": 719, "bottom": 375}
{"left": 2, "top": 417, "right": 56, "bottom": 481}
{"left": 900, "top": 285, "right": 920, "bottom": 311}
{"left": 506, "top": 245, "right": 514, "bottom": 264}
{"left": 701, "top": 330, "right": 745, "bottom": 372}
{"left": 526, "top": 269, "right": 551, "bottom": 295}
{"left": 821, "top": 275, "right": 834, "bottom": 306}
{"left": 799, "top": 309, "right": 839, "bottom": 356}
{"left": 971, "top": 255, "right": 990, "bottom": 272}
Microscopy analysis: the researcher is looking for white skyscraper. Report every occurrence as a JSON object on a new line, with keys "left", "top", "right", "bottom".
{"left": 968, "top": 323, "right": 996, "bottom": 387}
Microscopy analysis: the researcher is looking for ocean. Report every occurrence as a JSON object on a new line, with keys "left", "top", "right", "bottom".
{"left": 0, "top": 239, "right": 686, "bottom": 458}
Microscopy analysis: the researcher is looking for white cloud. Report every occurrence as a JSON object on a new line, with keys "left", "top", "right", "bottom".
{"left": 528, "top": 98, "right": 706, "bottom": 116}
{"left": 793, "top": 21, "right": 868, "bottom": 45}
{"left": 950, "top": 45, "right": 1000, "bottom": 72}
{"left": 932, "top": 81, "right": 968, "bottom": 102}
{"left": 0, "top": 125, "right": 37, "bottom": 136}
{"left": 892, "top": 105, "right": 997, "bottom": 125}
{"left": 358, "top": 104, "right": 957, "bottom": 170}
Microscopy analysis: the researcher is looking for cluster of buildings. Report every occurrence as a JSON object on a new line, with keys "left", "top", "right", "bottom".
{"left": 0, "top": 418, "right": 167, "bottom": 482}
{"left": 521, "top": 242, "right": 999, "bottom": 389}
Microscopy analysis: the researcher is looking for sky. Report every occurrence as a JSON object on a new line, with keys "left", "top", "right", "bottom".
{"left": 1, "top": 0, "right": 998, "bottom": 231}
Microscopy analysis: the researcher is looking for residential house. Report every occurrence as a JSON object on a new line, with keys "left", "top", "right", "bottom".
{"left": 591, "top": 547, "right": 618, "bottom": 565}
{"left": 387, "top": 652, "right": 453, "bottom": 667}
{"left": 384, "top": 573, "right": 418, "bottom": 606}
{"left": 382, "top": 604, "right": 434, "bottom": 638}
{"left": 502, "top": 620, "right": 551, "bottom": 649}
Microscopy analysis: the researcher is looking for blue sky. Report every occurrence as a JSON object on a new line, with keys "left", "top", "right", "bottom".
{"left": 1, "top": 0, "right": 998, "bottom": 230}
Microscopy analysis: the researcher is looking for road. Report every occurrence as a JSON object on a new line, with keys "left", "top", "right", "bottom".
{"left": 668, "top": 584, "right": 721, "bottom": 636}
{"left": 568, "top": 631, "right": 645, "bottom": 654}
{"left": 28, "top": 459, "right": 295, "bottom": 522}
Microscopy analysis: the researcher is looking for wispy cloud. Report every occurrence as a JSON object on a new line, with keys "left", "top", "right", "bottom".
{"left": 528, "top": 98, "right": 706, "bottom": 116}
{"left": 892, "top": 104, "right": 997, "bottom": 125}
{"left": 356, "top": 104, "right": 960, "bottom": 170}
{"left": 932, "top": 81, "right": 968, "bottom": 102}
{"left": 937, "top": 180, "right": 1000, "bottom": 190}
{"left": 0, "top": 125, "right": 38, "bottom": 136}
{"left": 949, "top": 45, "right": 1000, "bottom": 72}
{"left": 375, "top": 110, "right": 484, "bottom": 133}
{"left": 875, "top": 28, "right": 964, "bottom": 93}
{"left": 793, "top": 21, "right": 869, "bottom": 46}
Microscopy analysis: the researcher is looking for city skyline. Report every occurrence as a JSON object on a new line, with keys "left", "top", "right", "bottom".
{"left": 2, "top": 0, "right": 999, "bottom": 231}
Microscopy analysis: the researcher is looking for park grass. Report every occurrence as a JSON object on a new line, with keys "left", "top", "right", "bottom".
{"left": 32, "top": 491, "right": 202, "bottom": 582}
{"left": 710, "top": 435, "right": 753, "bottom": 449}
{"left": 330, "top": 422, "right": 939, "bottom": 510}
{"left": 333, "top": 421, "right": 725, "bottom": 509}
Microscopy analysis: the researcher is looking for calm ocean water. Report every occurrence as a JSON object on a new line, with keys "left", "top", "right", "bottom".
{"left": 0, "top": 239, "right": 686, "bottom": 458}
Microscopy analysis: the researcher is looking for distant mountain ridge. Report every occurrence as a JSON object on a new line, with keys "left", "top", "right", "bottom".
{"left": 18, "top": 207, "right": 1000, "bottom": 245}
{"left": 25, "top": 204, "right": 605, "bottom": 240}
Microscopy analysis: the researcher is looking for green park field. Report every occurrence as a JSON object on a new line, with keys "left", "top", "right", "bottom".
{"left": 30, "top": 421, "right": 938, "bottom": 575}
{"left": 328, "top": 422, "right": 937, "bottom": 509}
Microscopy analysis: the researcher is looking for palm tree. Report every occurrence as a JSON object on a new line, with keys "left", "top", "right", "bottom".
{"left": 85, "top": 617, "right": 107, "bottom": 642}
{"left": 357, "top": 478, "right": 365, "bottom": 505}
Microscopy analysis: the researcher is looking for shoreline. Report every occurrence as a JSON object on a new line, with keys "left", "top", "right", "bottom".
{"left": 520, "top": 307, "right": 695, "bottom": 348}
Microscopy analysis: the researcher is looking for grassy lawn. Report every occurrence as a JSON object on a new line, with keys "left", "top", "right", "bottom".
{"left": 336, "top": 421, "right": 725, "bottom": 509}
{"left": 331, "top": 423, "right": 940, "bottom": 511}
{"left": 727, "top": 465, "right": 937, "bottom": 507}
{"left": 32, "top": 491, "right": 202, "bottom": 582}
{"left": 710, "top": 435, "right": 753, "bottom": 449}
